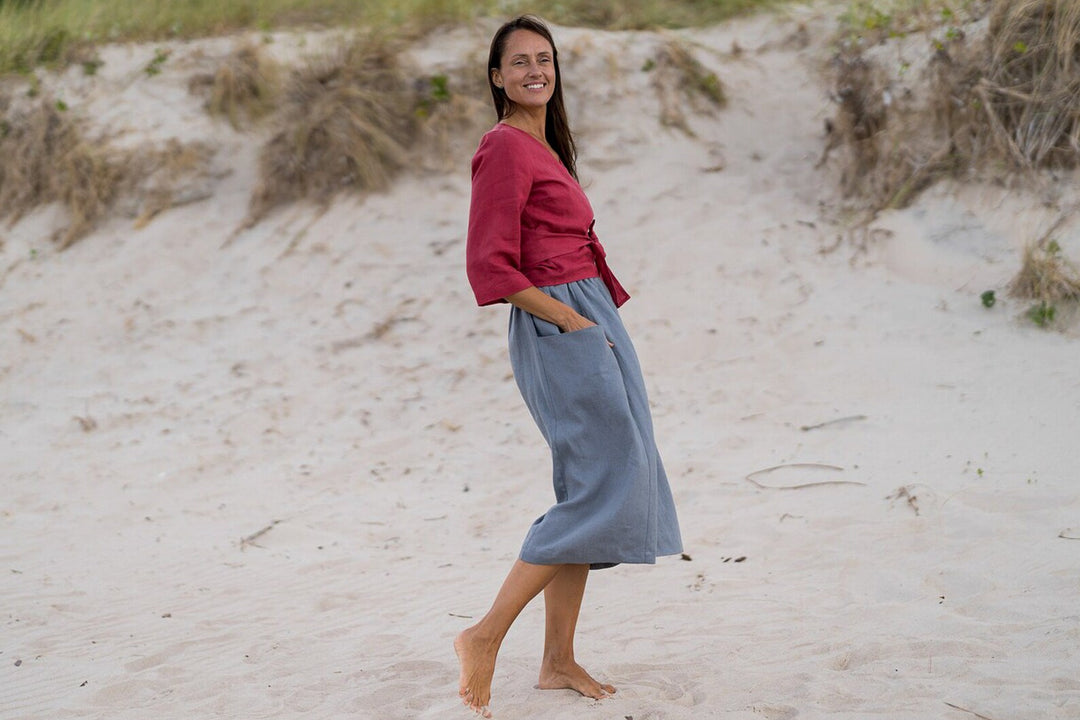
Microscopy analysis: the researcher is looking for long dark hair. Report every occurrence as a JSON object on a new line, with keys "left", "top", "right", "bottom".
{"left": 487, "top": 15, "right": 578, "bottom": 179}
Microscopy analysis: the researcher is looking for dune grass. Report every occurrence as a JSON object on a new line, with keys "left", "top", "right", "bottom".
{"left": 246, "top": 36, "right": 418, "bottom": 224}
{"left": 0, "top": 96, "right": 120, "bottom": 247}
{"left": 825, "top": 0, "right": 1080, "bottom": 211}
{"left": 0, "top": 0, "right": 792, "bottom": 75}
{"left": 0, "top": 91, "right": 215, "bottom": 247}
{"left": 188, "top": 42, "right": 282, "bottom": 130}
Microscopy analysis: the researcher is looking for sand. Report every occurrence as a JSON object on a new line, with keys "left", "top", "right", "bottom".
{"left": 2, "top": 5, "right": 1079, "bottom": 719}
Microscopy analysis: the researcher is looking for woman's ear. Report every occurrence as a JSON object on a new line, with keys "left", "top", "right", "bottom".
{"left": 491, "top": 69, "right": 503, "bottom": 89}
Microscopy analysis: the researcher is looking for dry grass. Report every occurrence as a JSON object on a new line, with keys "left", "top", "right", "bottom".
{"left": 978, "top": 0, "right": 1080, "bottom": 167}
{"left": 650, "top": 38, "right": 727, "bottom": 135}
{"left": 1010, "top": 238, "right": 1080, "bottom": 303}
{"left": 189, "top": 43, "right": 282, "bottom": 130}
{"left": 0, "top": 96, "right": 121, "bottom": 248}
{"left": 824, "top": 0, "right": 1080, "bottom": 211}
{"left": 0, "top": 94, "right": 215, "bottom": 248}
{"left": 247, "top": 37, "right": 417, "bottom": 223}
{"left": 1008, "top": 234, "right": 1080, "bottom": 328}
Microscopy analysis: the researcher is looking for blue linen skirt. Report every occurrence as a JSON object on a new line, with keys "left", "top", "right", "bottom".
{"left": 508, "top": 276, "right": 683, "bottom": 570}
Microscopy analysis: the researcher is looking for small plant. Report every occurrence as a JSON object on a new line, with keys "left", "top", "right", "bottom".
{"left": 1026, "top": 301, "right": 1056, "bottom": 327}
{"left": 980, "top": 290, "right": 996, "bottom": 308}
{"left": 415, "top": 74, "right": 452, "bottom": 119}
{"left": 81, "top": 58, "right": 104, "bottom": 76}
{"left": 429, "top": 74, "right": 450, "bottom": 102}
{"left": 55, "top": 99, "right": 68, "bottom": 112}
{"left": 145, "top": 48, "right": 170, "bottom": 77}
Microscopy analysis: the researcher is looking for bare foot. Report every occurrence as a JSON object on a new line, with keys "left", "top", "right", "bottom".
{"left": 538, "top": 659, "right": 616, "bottom": 699}
{"left": 455, "top": 627, "right": 497, "bottom": 717}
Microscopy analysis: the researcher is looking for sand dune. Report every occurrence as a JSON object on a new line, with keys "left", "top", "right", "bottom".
{"left": 2, "top": 5, "right": 1079, "bottom": 719}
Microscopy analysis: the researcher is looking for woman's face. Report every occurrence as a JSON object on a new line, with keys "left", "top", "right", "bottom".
{"left": 492, "top": 29, "right": 556, "bottom": 113}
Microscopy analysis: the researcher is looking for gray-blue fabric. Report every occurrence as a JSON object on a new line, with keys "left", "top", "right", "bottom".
{"left": 508, "top": 276, "right": 683, "bottom": 570}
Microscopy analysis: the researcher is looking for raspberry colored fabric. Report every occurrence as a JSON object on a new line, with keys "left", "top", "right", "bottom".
{"left": 466, "top": 123, "right": 630, "bottom": 308}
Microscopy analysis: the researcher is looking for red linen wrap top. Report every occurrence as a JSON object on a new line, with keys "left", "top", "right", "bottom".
{"left": 466, "top": 123, "right": 630, "bottom": 308}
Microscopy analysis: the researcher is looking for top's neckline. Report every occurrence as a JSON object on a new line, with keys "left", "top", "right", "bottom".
{"left": 498, "top": 122, "right": 562, "bottom": 164}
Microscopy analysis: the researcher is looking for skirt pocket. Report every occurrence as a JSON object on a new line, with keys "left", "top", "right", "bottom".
{"left": 535, "top": 324, "right": 628, "bottom": 449}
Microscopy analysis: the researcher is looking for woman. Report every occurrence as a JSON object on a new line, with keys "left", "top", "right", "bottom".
{"left": 455, "top": 16, "right": 682, "bottom": 717}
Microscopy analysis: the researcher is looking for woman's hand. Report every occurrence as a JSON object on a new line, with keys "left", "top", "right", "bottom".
{"left": 557, "top": 311, "right": 596, "bottom": 334}
{"left": 504, "top": 287, "right": 612, "bottom": 346}
{"left": 505, "top": 287, "right": 591, "bottom": 331}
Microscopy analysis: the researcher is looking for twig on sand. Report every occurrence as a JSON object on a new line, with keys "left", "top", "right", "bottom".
{"left": 745, "top": 463, "right": 865, "bottom": 490}
{"left": 800, "top": 415, "right": 867, "bottom": 432}
{"left": 1059, "top": 528, "right": 1080, "bottom": 540}
{"left": 945, "top": 701, "right": 1000, "bottom": 720}
{"left": 448, "top": 612, "right": 473, "bottom": 619}
{"left": 240, "top": 519, "right": 281, "bottom": 550}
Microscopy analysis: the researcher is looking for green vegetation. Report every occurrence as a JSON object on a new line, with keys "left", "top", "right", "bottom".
{"left": 1026, "top": 301, "right": 1056, "bottom": 328}
{"left": 144, "top": 47, "right": 169, "bottom": 76}
{"left": 837, "top": 0, "right": 985, "bottom": 44}
{"left": 0, "top": 0, "right": 793, "bottom": 76}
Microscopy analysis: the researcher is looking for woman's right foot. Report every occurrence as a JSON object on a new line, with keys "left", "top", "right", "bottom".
{"left": 455, "top": 627, "right": 498, "bottom": 717}
{"left": 538, "top": 658, "right": 616, "bottom": 698}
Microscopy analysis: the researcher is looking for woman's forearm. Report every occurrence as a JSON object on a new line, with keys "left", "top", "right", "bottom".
{"left": 504, "top": 287, "right": 596, "bottom": 333}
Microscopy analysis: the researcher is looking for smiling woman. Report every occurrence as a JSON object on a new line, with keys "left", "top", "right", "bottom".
{"left": 492, "top": 34, "right": 555, "bottom": 113}
{"left": 454, "top": 14, "right": 682, "bottom": 719}
{"left": 484, "top": 16, "right": 577, "bottom": 177}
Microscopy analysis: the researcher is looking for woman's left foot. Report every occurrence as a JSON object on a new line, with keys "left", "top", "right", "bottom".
{"left": 538, "top": 660, "right": 616, "bottom": 698}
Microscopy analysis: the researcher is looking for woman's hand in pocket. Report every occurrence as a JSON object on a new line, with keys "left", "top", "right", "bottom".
{"left": 558, "top": 312, "right": 596, "bottom": 334}
{"left": 560, "top": 313, "right": 613, "bottom": 347}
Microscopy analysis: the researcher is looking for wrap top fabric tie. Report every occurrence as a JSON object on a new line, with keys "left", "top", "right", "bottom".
{"left": 587, "top": 220, "right": 630, "bottom": 308}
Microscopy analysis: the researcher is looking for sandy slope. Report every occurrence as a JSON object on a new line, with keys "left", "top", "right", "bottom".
{"left": 2, "top": 5, "right": 1079, "bottom": 719}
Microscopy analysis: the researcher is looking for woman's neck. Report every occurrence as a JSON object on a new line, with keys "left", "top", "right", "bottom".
{"left": 501, "top": 107, "right": 547, "bottom": 143}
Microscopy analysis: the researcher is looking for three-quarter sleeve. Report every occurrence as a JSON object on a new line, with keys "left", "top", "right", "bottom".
{"left": 466, "top": 131, "right": 536, "bottom": 306}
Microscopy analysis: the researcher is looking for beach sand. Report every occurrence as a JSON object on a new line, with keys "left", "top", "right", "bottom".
{"left": 2, "top": 5, "right": 1079, "bottom": 719}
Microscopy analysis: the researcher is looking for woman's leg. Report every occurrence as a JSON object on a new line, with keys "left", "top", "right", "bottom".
{"left": 538, "top": 564, "right": 616, "bottom": 697}
{"left": 455, "top": 559, "right": 562, "bottom": 717}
